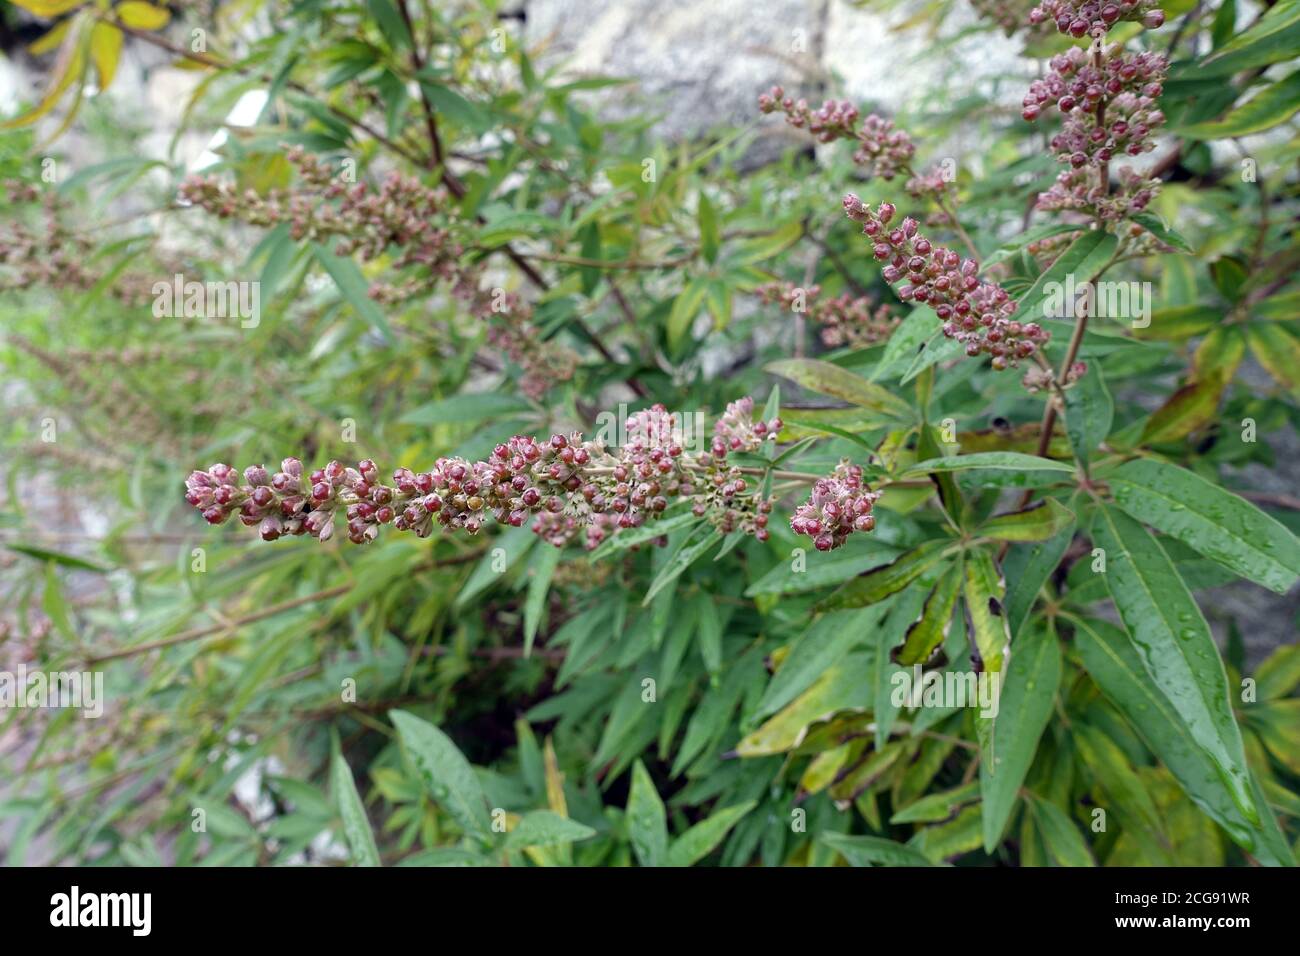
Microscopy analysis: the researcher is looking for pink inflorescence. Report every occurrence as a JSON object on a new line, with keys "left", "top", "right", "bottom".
{"left": 185, "top": 403, "right": 782, "bottom": 549}
{"left": 843, "top": 195, "right": 1048, "bottom": 370}
{"left": 1029, "top": 0, "right": 1164, "bottom": 38}
{"left": 790, "top": 460, "right": 880, "bottom": 552}
{"left": 1022, "top": 47, "right": 1168, "bottom": 167}
{"left": 758, "top": 282, "right": 899, "bottom": 349}
{"left": 758, "top": 86, "right": 916, "bottom": 180}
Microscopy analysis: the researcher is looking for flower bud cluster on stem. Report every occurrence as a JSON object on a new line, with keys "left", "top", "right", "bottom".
{"left": 183, "top": 399, "right": 884, "bottom": 552}
{"left": 842, "top": 196, "right": 1049, "bottom": 373}
{"left": 757, "top": 282, "right": 900, "bottom": 349}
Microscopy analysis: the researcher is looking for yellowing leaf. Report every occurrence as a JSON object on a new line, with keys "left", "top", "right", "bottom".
{"left": 11, "top": 0, "right": 86, "bottom": 16}
{"left": 2, "top": 21, "right": 89, "bottom": 131}
{"left": 115, "top": 0, "right": 171, "bottom": 29}
{"left": 90, "top": 23, "right": 124, "bottom": 90}
{"left": 28, "top": 20, "right": 73, "bottom": 56}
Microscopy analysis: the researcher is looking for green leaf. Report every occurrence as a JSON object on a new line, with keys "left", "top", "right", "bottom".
{"left": 902, "top": 452, "right": 1074, "bottom": 484}
{"left": 667, "top": 279, "right": 709, "bottom": 351}
{"left": 1182, "top": 1, "right": 1300, "bottom": 78}
{"left": 1025, "top": 794, "right": 1094, "bottom": 866}
{"left": 1246, "top": 322, "right": 1300, "bottom": 392}
{"left": 418, "top": 79, "right": 490, "bottom": 132}
{"left": 872, "top": 306, "right": 938, "bottom": 379}
{"left": 504, "top": 810, "right": 596, "bottom": 850}
{"left": 399, "top": 393, "right": 534, "bottom": 426}
{"left": 977, "top": 498, "right": 1075, "bottom": 543}
{"left": 755, "top": 605, "right": 891, "bottom": 721}
{"left": 731, "top": 221, "right": 802, "bottom": 264}
{"left": 666, "top": 801, "right": 757, "bottom": 866}
{"left": 1063, "top": 364, "right": 1114, "bottom": 464}
{"left": 1072, "top": 615, "right": 1293, "bottom": 865}
{"left": 1015, "top": 230, "right": 1119, "bottom": 327}
{"left": 4, "top": 543, "right": 109, "bottom": 573}
{"left": 1089, "top": 506, "right": 1258, "bottom": 826}
{"left": 1074, "top": 723, "right": 1170, "bottom": 863}
{"left": 692, "top": 590, "right": 723, "bottom": 678}
{"left": 389, "top": 710, "right": 491, "bottom": 839}
{"left": 816, "top": 540, "right": 958, "bottom": 611}
{"left": 523, "top": 544, "right": 561, "bottom": 657}
{"left": 745, "top": 542, "right": 902, "bottom": 597}
{"left": 642, "top": 528, "right": 723, "bottom": 605}
{"left": 697, "top": 192, "right": 719, "bottom": 263}
{"left": 366, "top": 0, "right": 412, "bottom": 49}
{"left": 331, "top": 734, "right": 381, "bottom": 867}
{"left": 312, "top": 244, "right": 394, "bottom": 343}
{"left": 891, "top": 782, "right": 980, "bottom": 824}
{"left": 1002, "top": 525, "right": 1075, "bottom": 638}
{"left": 893, "top": 561, "right": 962, "bottom": 666}
{"left": 1140, "top": 369, "right": 1229, "bottom": 444}
{"left": 626, "top": 760, "right": 668, "bottom": 867}
{"left": 736, "top": 658, "right": 873, "bottom": 756}
{"left": 979, "top": 618, "right": 1061, "bottom": 852}
{"left": 1128, "top": 212, "right": 1195, "bottom": 254}
{"left": 819, "top": 831, "right": 937, "bottom": 867}
{"left": 1181, "top": 69, "right": 1300, "bottom": 137}
{"left": 765, "top": 359, "right": 914, "bottom": 420}
{"left": 1108, "top": 458, "right": 1300, "bottom": 594}
{"left": 963, "top": 548, "right": 1011, "bottom": 674}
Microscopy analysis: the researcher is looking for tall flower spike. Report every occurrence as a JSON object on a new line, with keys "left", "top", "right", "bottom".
{"left": 843, "top": 195, "right": 1048, "bottom": 370}
{"left": 186, "top": 402, "right": 781, "bottom": 548}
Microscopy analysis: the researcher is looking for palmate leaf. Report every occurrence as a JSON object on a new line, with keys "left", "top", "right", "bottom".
{"left": 1107, "top": 458, "right": 1300, "bottom": 594}
{"left": 1088, "top": 506, "right": 1259, "bottom": 827}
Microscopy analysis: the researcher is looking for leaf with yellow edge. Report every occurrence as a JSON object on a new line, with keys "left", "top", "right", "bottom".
{"left": 2, "top": 18, "right": 89, "bottom": 131}
{"left": 11, "top": 0, "right": 86, "bottom": 16}
{"left": 28, "top": 20, "right": 73, "bottom": 56}
{"left": 115, "top": 0, "right": 171, "bottom": 29}
{"left": 734, "top": 656, "right": 873, "bottom": 757}
{"left": 1246, "top": 322, "right": 1300, "bottom": 392}
{"left": 90, "top": 23, "right": 124, "bottom": 90}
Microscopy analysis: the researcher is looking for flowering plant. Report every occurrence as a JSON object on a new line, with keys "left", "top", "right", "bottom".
{"left": 3, "top": 0, "right": 1299, "bottom": 869}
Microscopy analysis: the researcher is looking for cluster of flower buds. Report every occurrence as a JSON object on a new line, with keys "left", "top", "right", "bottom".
{"left": 758, "top": 86, "right": 860, "bottom": 142}
{"left": 758, "top": 86, "right": 915, "bottom": 180}
{"left": 467, "top": 288, "right": 579, "bottom": 400}
{"left": 904, "top": 166, "right": 954, "bottom": 205}
{"left": 179, "top": 147, "right": 465, "bottom": 300}
{"left": 972, "top": 0, "right": 1053, "bottom": 36}
{"left": 711, "top": 397, "right": 782, "bottom": 458}
{"left": 1022, "top": 360, "right": 1088, "bottom": 394}
{"left": 185, "top": 402, "right": 785, "bottom": 549}
{"left": 843, "top": 195, "right": 1048, "bottom": 369}
{"left": 1036, "top": 166, "right": 1159, "bottom": 221}
{"left": 758, "top": 282, "right": 899, "bottom": 349}
{"left": 1023, "top": 47, "right": 1168, "bottom": 167}
{"left": 790, "top": 460, "right": 880, "bottom": 551}
{"left": 1030, "top": 0, "right": 1164, "bottom": 38}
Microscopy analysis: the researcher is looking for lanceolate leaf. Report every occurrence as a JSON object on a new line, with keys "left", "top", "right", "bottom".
{"left": 1025, "top": 794, "right": 1095, "bottom": 866}
{"left": 504, "top": 810, "right": 596, "bottom": 850}
{"left": 820, "top": 831, "right": 938, "bottom": 867}
{"left": 626, "top": 760, "right": 668, "bottom": 867}
{"left": 390, "top": 710, "right": 491, "bottom": 840}
{"left": 962, "top": 549, "right": 1011, "bottom": 674}
{"left": 893, "top": 561, "right": 962, "bottom": 666}
{"left": 1002, "top": 525, "right": 1075, "bottom": 639}
{"left": 1108, "top": 458, "right": 1300, "bottom": 594}
{"left": 1072, "top": 616, "right": 1293, "bottom": 865}
{"left": 1062, "top": 364, "right": 1114, "bottom": 465}
{"left": 331, "top": 734, "right": 381, "bottom": 867}
{"left": 977, "top": 498, "right": 1075, "bottom": 542}
{"left": 666, "top": 801, "right": 757, "bottom": 866}
{"left": 816, "top": 539, "right": 958, "bottom": 611}
{"left": 1246, "top": 322, "right": 1300, "bottom": 392}
{"left": 765, "top": 358, "right": 914, "bottom": 420}
{"left": 1089, "top": 506, "right": 1258, "bottom": 826}
{"left": 979, "top": 618, "right": 1061, "bottom": 852}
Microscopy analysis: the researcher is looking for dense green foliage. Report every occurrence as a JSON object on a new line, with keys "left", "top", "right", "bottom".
{"left": 1, "top": 0, "right": 1299, "bottom": 867}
